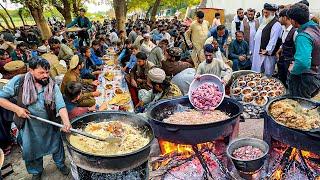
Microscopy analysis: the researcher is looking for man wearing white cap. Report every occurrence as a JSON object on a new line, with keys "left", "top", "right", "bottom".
{"left": 136, "top": 68, "right": 182, "bottom": 110}
{"left": 251, "top": 3, "right": 282, "bottom": 77}
{"left": 140, "top": 33, "right": 156, "bottom": 57}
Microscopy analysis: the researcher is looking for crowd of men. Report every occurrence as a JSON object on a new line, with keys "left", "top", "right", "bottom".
{"left": 0, "top": 0, "right": 319, "bottom": 179}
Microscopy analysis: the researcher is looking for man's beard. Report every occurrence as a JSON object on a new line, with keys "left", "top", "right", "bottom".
{"left": 248, "top": 17, "right": 254, "bottom": 21}
{"left": 206, "top": 59, "right": 213, "bottom": 64}
{"left": 238, "top": 16, "right": 244, "bottom": 21}
{"left": 35, "top": 78, "right": 49, "bottom": 86}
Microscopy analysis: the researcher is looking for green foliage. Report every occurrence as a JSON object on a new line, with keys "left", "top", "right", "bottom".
{"left": 127, "top": 0, "right": 200, "bottom": 12}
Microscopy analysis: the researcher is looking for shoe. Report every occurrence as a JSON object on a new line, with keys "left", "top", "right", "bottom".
{"left": 32, "top": 173, "right": 42, "bottom": 180}
{"left": 57, "top": 165, "right": 70, "bottom": 176}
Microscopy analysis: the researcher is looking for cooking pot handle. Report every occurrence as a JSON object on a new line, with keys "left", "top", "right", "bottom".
{"left": 165, "top": 127, "right": 180, "bottom": 132}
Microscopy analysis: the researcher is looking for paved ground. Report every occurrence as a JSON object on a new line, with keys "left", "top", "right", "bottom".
{"left": 2, "top": 118, "right": 264, "bottom": 180}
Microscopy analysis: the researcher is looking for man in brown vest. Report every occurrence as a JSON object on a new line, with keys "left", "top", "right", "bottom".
{"left": 243, "top": 8, "right": 259, "bottom": 59}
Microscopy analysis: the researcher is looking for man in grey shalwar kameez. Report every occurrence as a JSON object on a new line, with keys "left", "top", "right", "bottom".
{"left": 0, "top": 57, "right": 71, "bottom": 180}
{"left": 251, "top": 3, "right": 282, "bottom": 76}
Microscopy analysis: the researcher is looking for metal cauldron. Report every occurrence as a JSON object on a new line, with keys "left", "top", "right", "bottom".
{"left": 62, "top": 111, "right": 154, "bottom": 173}
{"left": 147, "top": 96, "right": 243, "bottom": 144}
{"left": 227, "top": 137, "right": 269, "bottom": 173}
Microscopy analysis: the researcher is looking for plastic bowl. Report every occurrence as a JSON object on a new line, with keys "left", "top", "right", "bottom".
{"left": 188, "top": 74, "right": 225, "bottom": 110}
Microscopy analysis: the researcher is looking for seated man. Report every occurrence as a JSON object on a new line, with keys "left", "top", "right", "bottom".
{"left": 98, "top": 36, "right": 108, "bottom": 56}
{"left": 79, "top": 46, "right": 102, "bottom": 80}
{"left": 51, "top": 39, "right": 74, "bottom": 62}
{"left": 0, "top": 49, "right": 12, "bottom": 73}
{"left": 117, "top": 39, "right": 132, "bottom": 67}
{"left": 11, "top": 42, "right": 29, "bottom": 63}
{"left": 90, "top": 40, "right": 104, "bottom": 66}
{"left": 148, "top": 39, "right": 168, "bottom": 67}
{"left": 162, "top": 47, "right": 193, "bottom": 77}
{"left": 122, "top": 45, "right": 138, "bottom": 73}
{"left": 129, "top": 52, "right": 155, "bottom": 90}
{"left": 140, "top": 33, "right": 156, "bottom": 56}
{"left": 64, "top": 82, "right": 96, "bottom": 119}
{"left": 228, "top": 31, "right": 251, "bottom": 71}
{"left": 197, "top": 44, "right": 232, "bottom": 84}
{"left": 61, "top": 55, "right": 101, "bottom": 107}
{"left": 136, "top": 68, "right": 182, "bottom": 111}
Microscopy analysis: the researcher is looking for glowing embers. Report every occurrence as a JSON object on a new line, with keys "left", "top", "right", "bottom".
{"left": 266, "top": 141, "right": 320, "bottom": 180}
{"left": 150, "top": 139, "right": 235, "bottom": 180}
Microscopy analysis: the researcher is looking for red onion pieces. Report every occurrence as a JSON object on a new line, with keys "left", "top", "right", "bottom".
{"left": 191, "top": 82, "right": 223, "bottom": 110}
{"left": 232, "top": 146, "right": 264, "bottom": 160}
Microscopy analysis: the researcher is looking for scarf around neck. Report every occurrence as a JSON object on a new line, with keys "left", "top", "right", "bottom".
{"left": 22, "top": 72, "right": 55, "bottom": 109}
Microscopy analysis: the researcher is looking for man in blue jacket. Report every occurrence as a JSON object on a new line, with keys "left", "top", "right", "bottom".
{"left": 208, "top": 25, "right": 229, "bottom": 55}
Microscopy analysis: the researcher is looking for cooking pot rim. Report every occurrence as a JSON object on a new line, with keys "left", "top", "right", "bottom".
{"left": 63, "top": 111, "right": 155, "bottom": 158}
{"left": 147, "top": 96, "right": 244, "bottom": 127}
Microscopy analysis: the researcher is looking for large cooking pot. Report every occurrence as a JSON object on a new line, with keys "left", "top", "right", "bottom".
{"left": 62, "top": 111, "right": 154, "bottom": 173}
{"left": 147, "top": 96, "right": 243, "bottom": 145}
{"left": 265, "top": 96, "right": 320, "bottom": 139}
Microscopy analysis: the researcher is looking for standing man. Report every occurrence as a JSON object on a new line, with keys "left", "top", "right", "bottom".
{"left": 208, "top": 25, "right": 229, "bottom": 55}
{"left": 231, "top": 8, "right": 246, "bottom": 40}
{"left": 228, "top": 31, "right": 251, "bottom": 71}
{"left": 276, "top": 9, "right": 298, "bottom": 86}
{"left": 287, "top": 3, "right": 320, "bottom": 98}
{"left": 251, "top": 3, "right": 282, "bottom": 77}
{"left": 243, "top": 8, "right": 259, "bottom": 60}
{"left": 211, "top": 12, "right": 221, "bottom": 28}
{"left": 67, "top": 8, "right": 92, "bottom": 47}
{"left": 0, "top": 57, "right": 71, "bottom": 179}
{"left": 185, "top": 11, "right": 210, "bottom": 67}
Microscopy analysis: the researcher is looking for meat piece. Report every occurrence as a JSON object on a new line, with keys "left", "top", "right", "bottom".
{"left": 191, "top": 82, "right": 223, "bottom": 110}
{"left": 232, "top": 146, "right": 264, "bottom": 160}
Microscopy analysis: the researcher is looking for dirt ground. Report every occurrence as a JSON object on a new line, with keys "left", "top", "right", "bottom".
{"left": 2, "top": 118, "right": 264, "bottom": 180}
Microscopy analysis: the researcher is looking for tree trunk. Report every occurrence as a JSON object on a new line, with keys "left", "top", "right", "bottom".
{"left": 0, "top": 3, "right": 15, "bottom": 29}
{"left": 28, "top": 5, "right": 52, "bottom": 40}
{"left": 53, "top": 0, "right": 72, "bottom": 25}
{"left": 151, "top": 0, "right": 161, "bottom": 22}
{"left": 18, "top": 10, "right": 26, "bottom": 26}
{"left": 146, "top": 5, "right": 152, "bottom": 20}
{"left": 72, "top": 0, "right": 79, "bottom": 17}
{"left": 113, "top": 0, "right": 127, "bottom": 33}
{"left": 0, "top": 12, "right": 12, "bottom": 29}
